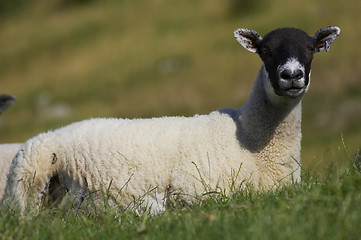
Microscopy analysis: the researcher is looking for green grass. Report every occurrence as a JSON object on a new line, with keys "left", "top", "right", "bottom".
{"left": 1, "top": 151, "right": 361, "bottom": 239}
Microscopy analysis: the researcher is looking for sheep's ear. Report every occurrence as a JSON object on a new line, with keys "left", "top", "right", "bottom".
{"left": 0, "top": 94, "right": 16, "bottom": 114}
{"left": 234, "top": 28, "right": 262, "bottom": 53}
{"left": 312, "top": 26, "right": 341, "bottom": 52}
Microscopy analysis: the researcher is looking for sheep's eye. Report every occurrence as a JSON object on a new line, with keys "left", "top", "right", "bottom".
{"left": 307, "top": 44, "right": 315, "bottom": 52}
{"left": 260, "top": 46, "right": 269, "bottom": 54}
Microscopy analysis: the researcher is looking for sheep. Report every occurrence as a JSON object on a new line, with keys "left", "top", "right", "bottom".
{"left": 0, "top": 94, "right": 87, "bottom": 204}
{"left": 0, "top": 94, "right": 16, "bottom": 115}
{"left": 0, "top": 95, "right": 84, "bottom": 203}
{"left": 0, "top": 144, "right": 22, "bottom": 198}
{"left": 0, "top": 94, "right": 20, "bottom": 198}
{"left": 2, "top": 26, "right": 340, "bottom": 215}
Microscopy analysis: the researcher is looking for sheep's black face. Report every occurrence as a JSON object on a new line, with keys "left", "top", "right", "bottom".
{"left": 234, "top": 26, "right": 340, "bottom": 98}
{"left": 257, "top": 28, "right": 314, "bottom": 98}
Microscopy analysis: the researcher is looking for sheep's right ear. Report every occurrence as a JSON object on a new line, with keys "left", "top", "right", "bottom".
{"left": 234, "top": 28, "right": 262, "bottom": 53}
{"left": 312, "top": 26, "right": 341, "bottom": 52}
{"left": 0, "top": 94, "right": 16, "bottom": 114}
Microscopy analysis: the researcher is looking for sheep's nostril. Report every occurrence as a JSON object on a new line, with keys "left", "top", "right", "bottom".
{"left": 280, "top": 70, "right": 292, "bottom": 80}
{"left": 294, "top": 69, "right": 304, "bottom": 80}
{"left": 280, "top": 69, "right": 304, "bottom": 80}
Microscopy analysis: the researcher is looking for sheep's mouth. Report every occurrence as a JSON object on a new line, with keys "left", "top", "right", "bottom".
{"left": 273, "top": 86, "right": 306, "bottom": 98}
{"left": 283, "top": 87, "right": 306, "bottom": 98}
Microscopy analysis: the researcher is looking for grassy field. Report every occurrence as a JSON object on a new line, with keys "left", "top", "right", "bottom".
{"left": 1, "top": 151, "right": 360, "bottom": 239}
{"left": 0, "top": 0, "right": 361, "bottom": 238}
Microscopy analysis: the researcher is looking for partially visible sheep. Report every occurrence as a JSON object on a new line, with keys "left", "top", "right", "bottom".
{"left": 0, "top": 144, "right": 22, "bottom": 197}
{"left": 0, "top": 94, "right": 15, "bottom": 115}
{"left": 0, "top": 94, "right": 20, "bottom": 198}
{"left": 2, "top": 26, "right": 340, "bottom": 215}
{"left": 0, "top": 95, "right": 85, "bottom": 203}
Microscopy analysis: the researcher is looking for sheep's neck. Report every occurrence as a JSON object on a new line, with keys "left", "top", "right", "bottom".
{"left": 236, "top": 65, "right": 302, "bottom": 157}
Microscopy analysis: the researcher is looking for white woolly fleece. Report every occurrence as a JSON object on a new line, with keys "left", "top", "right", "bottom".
{"left": 3, "top": 66, "right": 302, "bottom": 214}
{"left": 0, "top": 143, "right": 22, "bottom": 198}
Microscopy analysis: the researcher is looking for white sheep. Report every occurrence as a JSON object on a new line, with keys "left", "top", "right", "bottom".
{"left": 0, "top": 144, "right": 21, "bottom": 198}
{"left": 0, "top": 95, "right": 20, "bottom": 198}
{"left": 0, "top": 95, "right": 84, "bottom": 203}
{"left": 2, "top": 26, "right": 340, "bottom": 215}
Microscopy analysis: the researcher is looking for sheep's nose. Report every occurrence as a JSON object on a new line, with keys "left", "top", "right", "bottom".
{"left": 280, "top": 69, "right": 304, "bottom": 80}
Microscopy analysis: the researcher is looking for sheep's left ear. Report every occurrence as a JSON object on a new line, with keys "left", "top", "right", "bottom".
{"left": 234, "top": 28, "right": 262, "bottom": 53}
{"left": 312, "top": 26, "right": 341, "bottom": 52}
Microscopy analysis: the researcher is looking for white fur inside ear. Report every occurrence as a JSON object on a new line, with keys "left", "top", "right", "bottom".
{"left": 233, "top": 28, "right": 262, "bottom": 53}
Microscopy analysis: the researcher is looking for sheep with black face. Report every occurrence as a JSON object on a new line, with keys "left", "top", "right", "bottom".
{"left": 2, "top": 26, "right": 340, "bottom": 215}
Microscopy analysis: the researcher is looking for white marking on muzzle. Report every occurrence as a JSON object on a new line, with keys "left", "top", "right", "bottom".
{"left": 279, "top": 58, "right": 304, "bottom": 74}
{"left": 277, "top": 58, "right": 306, "bottom": 89}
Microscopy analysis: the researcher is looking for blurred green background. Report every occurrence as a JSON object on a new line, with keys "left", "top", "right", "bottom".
{"left": 0, "top": 0, "right": 360, "bottom": 169}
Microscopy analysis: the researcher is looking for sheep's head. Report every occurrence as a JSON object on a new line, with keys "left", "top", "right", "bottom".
{"left": 0, "top": 94, "right": 16, "bottom": 114}
{"left": 234, "top": 26, "right": 340, "bottom": 98}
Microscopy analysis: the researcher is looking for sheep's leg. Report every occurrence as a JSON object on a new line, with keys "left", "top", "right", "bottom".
{"left": 3, "top": 149, "right": 57, "bottom": 215}
{"left": 6, "top": 169, "right": 53, "bottom": 215}
{"left": 135, "top": 191, "right": 166, "bottom": 215}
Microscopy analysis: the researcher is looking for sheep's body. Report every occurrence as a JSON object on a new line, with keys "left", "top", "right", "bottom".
{"left": 0, "top": 143, "right": 22, "bottom": 198}
{"left": 3, "top": 67, "right": 301, "bottom": 213}
{"left": 2, "top": 26, "right": 340, "bottom": 214}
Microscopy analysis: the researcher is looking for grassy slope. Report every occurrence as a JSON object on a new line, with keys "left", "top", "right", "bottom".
{"left": 1, "top": 156, "right": 361, "bottom": 239}
{"left": 0, "top": 0, "right": 361, "bottom": 238}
